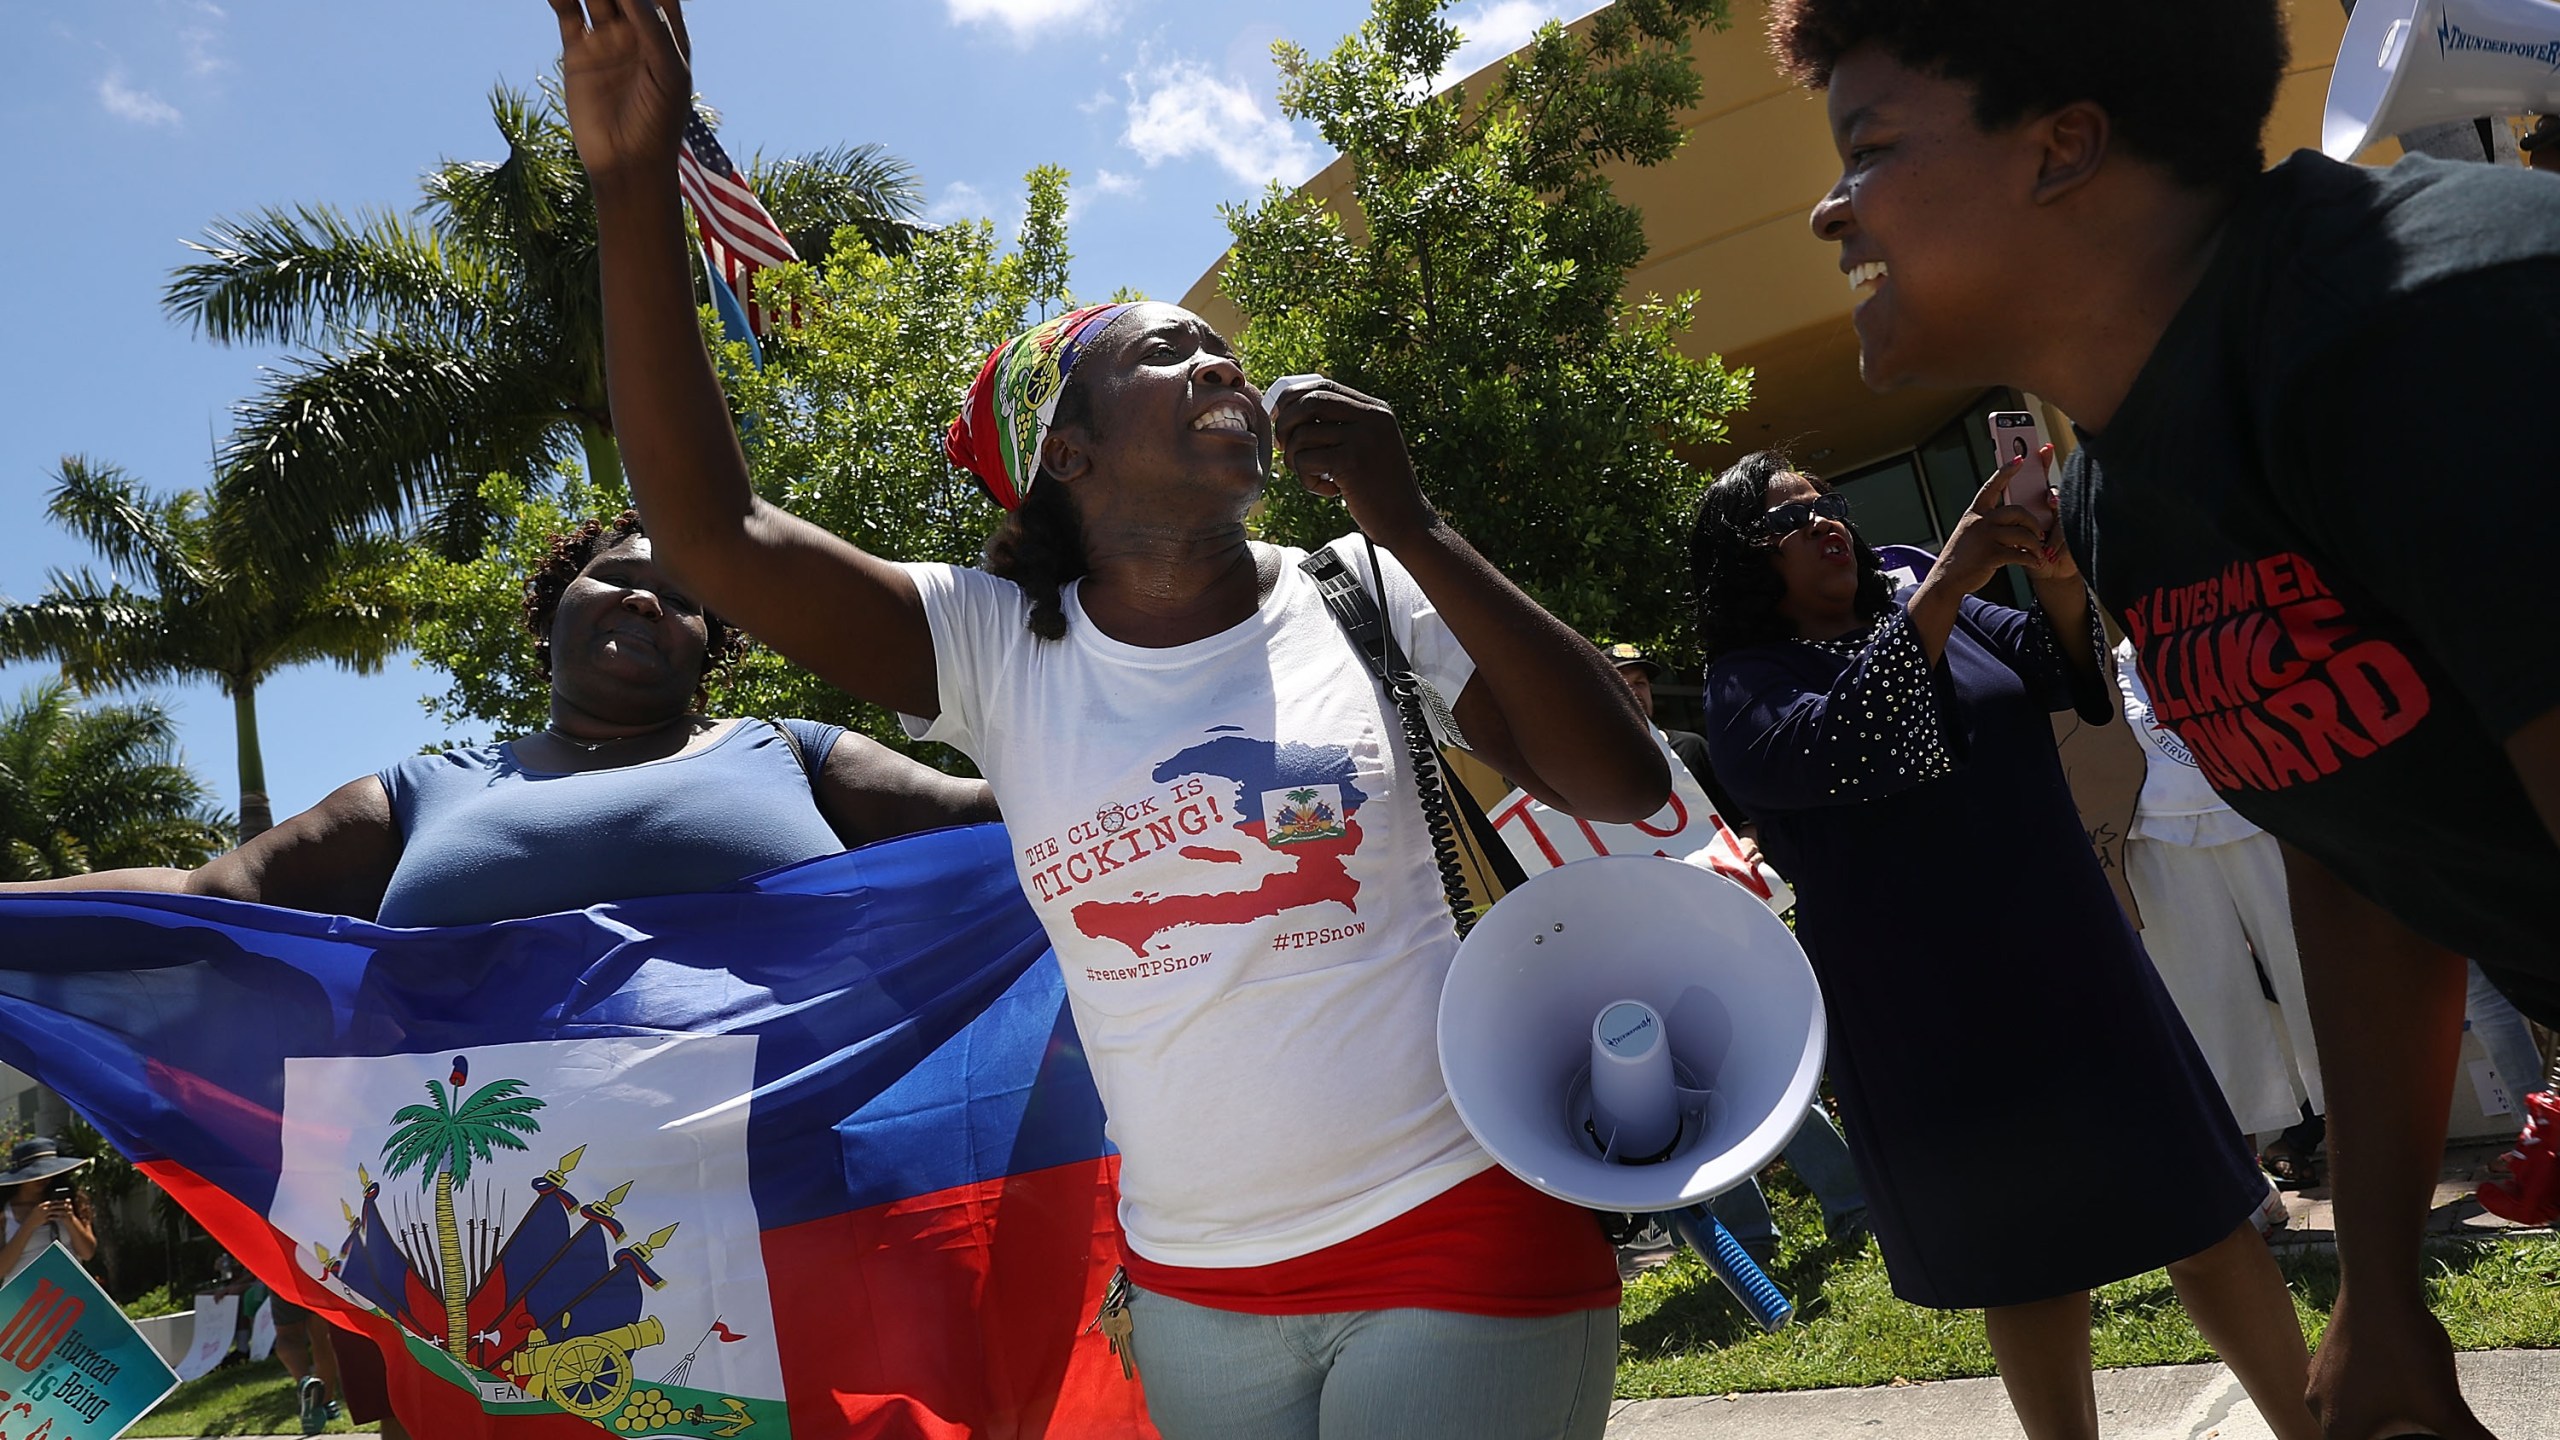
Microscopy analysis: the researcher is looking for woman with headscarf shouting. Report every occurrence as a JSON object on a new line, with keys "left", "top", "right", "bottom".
{"left": 544, "top": 2, "right": 1668, "bottom": 1436}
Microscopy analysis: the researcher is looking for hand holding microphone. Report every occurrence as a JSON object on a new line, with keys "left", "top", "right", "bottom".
{"left": 1266, "top": 375, "right": 1438, "bottom": 547}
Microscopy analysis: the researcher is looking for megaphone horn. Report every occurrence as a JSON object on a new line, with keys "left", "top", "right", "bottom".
{"left": 2324, "top": 0, "right": 2560, "bottom": 161}
{"left": 1437, "top": 856, "right": 1828, "bottom": 1328}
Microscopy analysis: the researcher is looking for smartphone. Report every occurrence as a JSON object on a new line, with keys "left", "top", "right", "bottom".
{"left": 1987, "top": 410, "right": 2054, "bottom": 524}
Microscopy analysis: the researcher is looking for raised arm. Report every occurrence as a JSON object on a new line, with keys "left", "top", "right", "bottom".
{"left": 0, "top": 776, "right": 404, "bottom": 920}
{"left": 547, "top": 0, "right": 939, "bottom": 717}
{"left": 1274, "top": 381, "right": 1665, "bottom": 821}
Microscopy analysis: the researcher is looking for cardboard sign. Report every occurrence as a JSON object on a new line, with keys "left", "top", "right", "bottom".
{"left": 1486, "top": 732, "right": 1795, "bottom": 913}
{"left": 168, "top": 1292, "right": 234, "bottom": 1384}
{"left": 2052, "top": 703, "right": 2146, "bottom": 929}
{"left": 0, "top": 1243, "right": 182, "bottom": 1439}
{"left": 244, "top": 1294, "right": 275, "bottom": 1364}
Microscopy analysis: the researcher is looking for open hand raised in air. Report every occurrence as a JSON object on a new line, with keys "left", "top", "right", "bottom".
{"left": 546, "top": 0, "right": 695, "bottom": 181}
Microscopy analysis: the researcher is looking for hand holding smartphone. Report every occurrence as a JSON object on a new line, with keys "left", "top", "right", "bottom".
{"left": 1987, "top": 410, "right": 2055, "bottom": 528}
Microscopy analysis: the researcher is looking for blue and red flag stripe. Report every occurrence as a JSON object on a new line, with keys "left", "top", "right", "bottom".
{"left": 0, "top": 825, "right": 1154, "bottom": 1439}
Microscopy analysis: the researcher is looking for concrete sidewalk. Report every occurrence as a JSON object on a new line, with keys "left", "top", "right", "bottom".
{"left": 1605, "top": 1350, "right": 2557, "bottom": 1439}
{"left": 204, "top": 1353, "right": 2558, "bottom": 1439}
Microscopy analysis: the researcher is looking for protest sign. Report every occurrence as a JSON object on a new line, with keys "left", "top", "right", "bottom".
{"left": 1486, "top": 731, "right": 1795, "bottom": 912}
{"left": 167, "top": 1293, "right": 233, "bottom": 1384}
{"left": 0, "top": 1243, "right": 181, "bottom": 1439}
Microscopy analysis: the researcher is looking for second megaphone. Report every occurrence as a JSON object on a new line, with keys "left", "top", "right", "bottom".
{"left": 2324, "top": 0, "right": 2560, "bottom": 160}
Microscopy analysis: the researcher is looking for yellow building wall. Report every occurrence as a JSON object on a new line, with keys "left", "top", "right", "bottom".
{"left": 1185, "top": 1, "right": 2361, "bottom": 473}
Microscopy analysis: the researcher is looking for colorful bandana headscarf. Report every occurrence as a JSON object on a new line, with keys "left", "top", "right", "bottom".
{"left": 945, "top": 302, "right": 1138, "bottom": 511}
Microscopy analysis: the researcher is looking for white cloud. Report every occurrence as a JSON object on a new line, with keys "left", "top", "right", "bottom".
{"left": 1077, "top": 86, "right": 1117, "bottom": 116}
{"left": 179, "top": 27, "right": 227, "bottom": 76}
{"left": 923, "top": 180, "right": 994, "bottom": 227}
{"left": 1063, "top": 167, "right": 1141, "bottom": 223}
{"left": 174, "top": 0, "right": 230, "bottom": 76}
{"left": 1432, "top": 1, "right": 1611, "bottom": 93}
{"left": 98, "top": 69, "right": 181, "bottom": 127}
{"left": 944, "top": 0, "right": 1112, "bottom": 40}
{"left": 1122, "top": 57, "right": 1322, "bottom": 189}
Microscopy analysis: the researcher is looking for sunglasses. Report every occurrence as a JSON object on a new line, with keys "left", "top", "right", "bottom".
{"left": 1752, "top": 492, "right": 1853, "bottom": 545}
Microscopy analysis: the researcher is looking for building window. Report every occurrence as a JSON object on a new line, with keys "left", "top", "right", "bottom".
{"left": 1829, "top": 454, "right": 1935, "bottom": 549}
{"left": 1823, "top": 390, "right": 2037, "bottom": 605}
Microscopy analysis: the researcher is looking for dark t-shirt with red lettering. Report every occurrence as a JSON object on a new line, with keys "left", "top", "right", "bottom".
{"left": 2063, "top": 151, "right": 2560, "bottom": 1022}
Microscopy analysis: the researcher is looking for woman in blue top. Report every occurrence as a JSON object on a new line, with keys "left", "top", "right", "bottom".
{"left": 1692, "top": 452, "right": 2314, "bottom": 1440}
{"left": 8, "top": 509, "right": 994, "bottom": 922}
{"left": 3, "top": 508, "right": 995, "bottom": 1434}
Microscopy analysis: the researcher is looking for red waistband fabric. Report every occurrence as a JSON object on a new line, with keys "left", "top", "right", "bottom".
{"left": 1119, "top": 1167, "right": 1623, "bottom": 1318}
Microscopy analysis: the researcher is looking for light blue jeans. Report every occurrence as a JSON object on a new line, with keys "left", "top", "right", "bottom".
{"left": 1124, "top": 1287, "right": 1617, "bottom": 1440}
{"left": 1707, "top": 1101, "right": 1868, "bottom": 1252}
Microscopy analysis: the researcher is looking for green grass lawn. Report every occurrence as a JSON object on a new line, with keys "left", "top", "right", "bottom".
{"left": 127, "top": 1359, "right": 374, "bottom": 1437}
{"left": 119, "top": 1182, "right": 2558, "bottom": 1431}
{"left": 1618, "top": 1173, "right": 2560, "bottom": 1397}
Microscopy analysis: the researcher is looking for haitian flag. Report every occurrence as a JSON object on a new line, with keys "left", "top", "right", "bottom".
{"left": 0, "top": 824, "right": 1154, "bottom": 1439}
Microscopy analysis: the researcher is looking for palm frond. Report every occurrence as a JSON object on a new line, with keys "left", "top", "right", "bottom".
{"left": 0, "top": 687, "right": 229, "bottom": 877}
{"left": 423, "top": 85, "right": 599, "bottom": 361}
{"left": 44, "top": 458, "right": 203, "bottom": 592}
{"left": 0, "top": 582, "right": 197, "bottom": 694}
{"left": 750, "top": 143, "right": 928, "bottom": 261}
{"left": 85, "top": 811, "right": 230, "bottom": 871}
{"left": 211, "top": 336, "right": 578, "bottom": 561}
{"left": 165, "top": 204, "right": 493, "bottom": 351}
{"left": 380, "top": 1130, "right": 450, "bottom": 1185}
{"left": 455, "top": 1078, "right": 538, "bottom": 1112}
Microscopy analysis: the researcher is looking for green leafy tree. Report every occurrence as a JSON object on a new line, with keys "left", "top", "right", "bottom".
{"left": 380, "top": 1064, "right": 545, "bottom": 1359}
{"left": 0, "top": 458, "right": 410, "bottom": 837}
{"left": 402, "top": 169, "right": 1079, "bottom": 760}
{"left": 0, "top": 681, "right": 229, "bottom": 881}
{"left": 1221, "top": 0, "right": 1749, "bottom": 659}
{"left": 167, "top": 83, "right": 926, "bottom": 560}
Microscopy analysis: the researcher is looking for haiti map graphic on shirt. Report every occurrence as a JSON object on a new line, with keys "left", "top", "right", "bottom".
{"left": 1014, "top": 727, "right": 1374, "bottom": 961}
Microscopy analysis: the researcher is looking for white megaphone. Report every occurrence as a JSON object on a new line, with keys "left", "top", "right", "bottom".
{"left": 1438, "top": 855, "right": 1827, "bottom": 1329}
{"left": 2324, "top": 0, "right": 2560, "bottom": 160}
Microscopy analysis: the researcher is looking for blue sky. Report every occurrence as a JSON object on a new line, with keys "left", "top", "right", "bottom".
{"left": 0, "top": 0, "right": 1602, "bottom": 825}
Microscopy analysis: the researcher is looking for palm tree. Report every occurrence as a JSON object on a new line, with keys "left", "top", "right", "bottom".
{"left": 166, "top": 83, "right": 925, "bottom": 559}
{"left": 0, "top": 457, "right": 411, "bottom": 838}
{"left": 380, "top": 1059, "right": 545, "bottom": 1360}
{"left": 0, "top": 680, "right": 229, "bottom": 881}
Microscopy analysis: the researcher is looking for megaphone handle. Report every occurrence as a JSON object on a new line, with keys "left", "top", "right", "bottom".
{"left": 1665, "top": 1205, "right": 1793, "bottom": 1332}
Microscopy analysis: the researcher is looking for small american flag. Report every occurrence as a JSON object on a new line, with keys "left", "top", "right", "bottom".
{"left": 677, "top": 108, "right": 799, "bottom": 336}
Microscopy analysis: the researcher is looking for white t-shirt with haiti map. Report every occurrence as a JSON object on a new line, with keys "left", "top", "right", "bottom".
{"left": 902, "top": 537, "right": 1489, "bottom": 1269}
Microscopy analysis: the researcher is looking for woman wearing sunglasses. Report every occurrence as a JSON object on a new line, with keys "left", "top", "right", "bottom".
{"left": 1687, "top": 451, "right": 2317, "bottom": 1440}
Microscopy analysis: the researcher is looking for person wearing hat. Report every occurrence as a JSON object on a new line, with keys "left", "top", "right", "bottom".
{"left": 0, "top": 1136, "right": 97, "bottom": 1284}
{"left": 2525, "top": 115, "right": 2560, "bottom": 176}
{"left": 1600, "top": 641, "right": 1757, "bottom": 857}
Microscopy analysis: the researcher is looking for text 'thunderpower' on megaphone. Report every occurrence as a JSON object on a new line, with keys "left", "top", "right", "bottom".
{"left": 2324, "top": 0, "right": 2560, "bottom": 161}
{"left": 1438, "top": 855, "right": 1827, "bottom": 1215}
